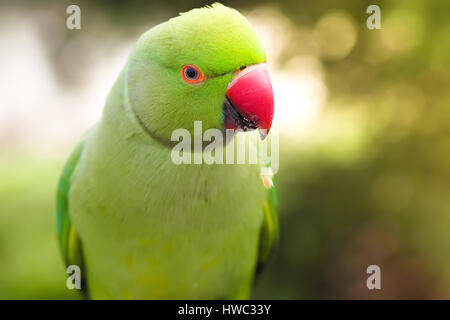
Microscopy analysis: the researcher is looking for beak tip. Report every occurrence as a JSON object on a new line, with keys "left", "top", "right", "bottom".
{"left": 259, "top": 128, "right": 268, "bottom": 140}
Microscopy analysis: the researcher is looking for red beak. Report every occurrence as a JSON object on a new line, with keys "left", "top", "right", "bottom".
{"left": 225, "top": 63, "right": 274, "bottom": 139}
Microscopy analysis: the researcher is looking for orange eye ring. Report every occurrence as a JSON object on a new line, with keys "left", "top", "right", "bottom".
{"left": 181, "top": 65, "right": 205, "bottom": 84}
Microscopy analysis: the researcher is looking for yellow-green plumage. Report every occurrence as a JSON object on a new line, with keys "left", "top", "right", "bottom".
{"left": 57, "top": 3, "right": 278, "bottom": 299}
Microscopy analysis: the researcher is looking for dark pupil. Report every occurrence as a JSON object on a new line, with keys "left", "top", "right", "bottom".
{"left": 185, "top": 67, "right": 197, "bottom": 79}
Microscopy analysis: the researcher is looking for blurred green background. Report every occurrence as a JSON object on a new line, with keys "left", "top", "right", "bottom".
{"left": 1, "top": 0, "right": 449, "bottom": 299}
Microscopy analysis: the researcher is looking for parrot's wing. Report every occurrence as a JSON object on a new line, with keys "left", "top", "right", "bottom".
{"left": 256, "top": 180, "right": 279, "bottom": 275}
{"left": 56, "top": 139, "right": 88, "bottom": 297}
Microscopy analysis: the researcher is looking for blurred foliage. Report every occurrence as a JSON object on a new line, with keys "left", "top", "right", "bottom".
{"left": 1, "top": 0, "right": 450, "bottom": 299}
{"left": 0, "top": 155, "right": 78, "bottom": 299}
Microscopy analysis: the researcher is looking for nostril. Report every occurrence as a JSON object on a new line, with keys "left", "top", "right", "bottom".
{"left": 239, "top": 66, "right": 247, "bottom": 71}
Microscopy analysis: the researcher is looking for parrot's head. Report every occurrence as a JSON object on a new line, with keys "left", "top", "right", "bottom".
{"left": 126, "top": 3, "right": 274, "bottom": 144}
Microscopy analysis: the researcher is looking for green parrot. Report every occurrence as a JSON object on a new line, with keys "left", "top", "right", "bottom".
{"left": 56, "top": 3, "right": 278, "bottom": 299}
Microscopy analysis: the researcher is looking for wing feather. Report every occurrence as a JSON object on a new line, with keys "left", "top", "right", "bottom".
{"left": 256, "top": 181, "right": 279, "bottom": 275}
{"left": 56, "top": 139, "right": 88, "bottom": 297}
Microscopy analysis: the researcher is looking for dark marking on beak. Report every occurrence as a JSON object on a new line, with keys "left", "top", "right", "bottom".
{"left": 223, "top": 95, "right": 258, "bottom": 132}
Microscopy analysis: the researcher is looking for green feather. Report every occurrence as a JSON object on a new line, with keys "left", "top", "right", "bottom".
{"left": 56, "top": 138, "right": 87, "bottom": 296}
{"left": 257, "top": 182, "right": 279, "bottom": 274}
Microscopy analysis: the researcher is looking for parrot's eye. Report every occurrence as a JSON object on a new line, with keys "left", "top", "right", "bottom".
{"left": 181, "top": 65, "right": 204, "bottom": 84}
